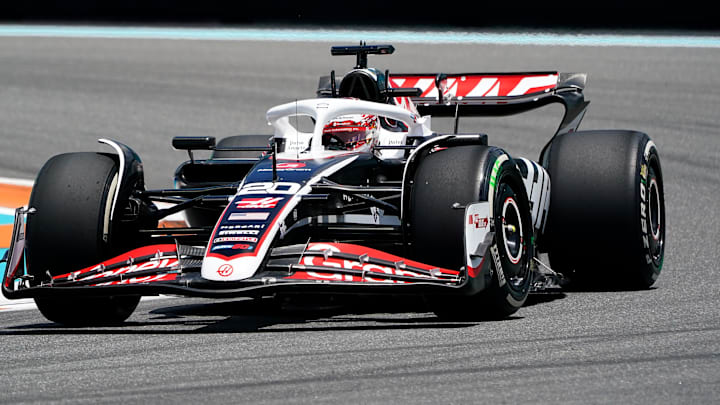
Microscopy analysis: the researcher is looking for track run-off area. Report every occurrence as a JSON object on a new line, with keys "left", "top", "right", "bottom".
{"left": 0, "top": 26, "right": 719, "bottom": 403}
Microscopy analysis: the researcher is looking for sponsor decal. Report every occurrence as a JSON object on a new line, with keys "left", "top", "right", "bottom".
{"left": 383, "top": 138, "right": 404, "bottom": 145}
{"left": 51, "top": 244, "right": 179, "bottom": 281}
{"left": 238, "top": 182, "right": 300, "bottom": 195}
{"left": 217, "top": 264, "right": 234, "bottom": 277}
{"left": 221, "top": 224, "right": 266, "bottom": 230}
{"left": 639, "top": 161, "right": 652, "bottom": 264}
{"left": 218, "top": 229, "right": 260, "bottom": 236}
{"left": 74, "top": 258, "right": 179, "bottom": 282}
{"left": 214, "top": 237, "right": 258, "bottom": 243}
{"left": 282, "top": 139, "right": 310, "bottom": 154}
{"left": 300, "top": 255, "right": 425, "bottom": 283}
{"left": 212, "top": 244, "right": 234, "bottom": 251}
{"left": 93, "top": 273, "right": 178, "bottom": 286}
{"left": 324, "top": 125, "right": 368, "bottom": 133}
{"left": 258, "top": 162, "right": 310, "bottom": 172}
{"left": 468, "top": 214, "right": 489, "bottom": 229}
{"left": 236, "top": 197, "right": 284, "bottom": 209}
{"left": 286, "top": 243, "right": 460, "bottom": 284}
{"left": 277, "top": 162, "right": 306, "bottom": 169}
{"left": 232, "top": 244, "right": 252, "bottom": 250}
{"left": 228, "top": 212, "right": 270, "bottom": 221}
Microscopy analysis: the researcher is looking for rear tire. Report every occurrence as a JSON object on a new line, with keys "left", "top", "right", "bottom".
{"left": 543, "top": 130, "right": 665, "bottom": 289}
{"left": 408, "top": 145, "right": 533, "bottom": 320}
{"left": 27, "top": 152, "right": 140, "bottom": 326}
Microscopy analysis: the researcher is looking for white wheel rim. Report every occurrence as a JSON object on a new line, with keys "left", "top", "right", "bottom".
{"left": 502, "top": 196, "right": 523, "bottom": 265}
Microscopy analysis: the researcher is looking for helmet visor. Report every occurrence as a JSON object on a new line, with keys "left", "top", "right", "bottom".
{"left": 322, "top": 116, "right": 376, "bottom": 151}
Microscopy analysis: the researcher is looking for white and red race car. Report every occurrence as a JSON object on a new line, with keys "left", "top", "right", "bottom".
{"left": 2, "top": 44, "right": 665, "bottom": 325}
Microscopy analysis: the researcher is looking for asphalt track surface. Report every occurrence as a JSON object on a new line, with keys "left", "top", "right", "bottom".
{"left": 0, "top": 35, "right": 719, "bottom": 403}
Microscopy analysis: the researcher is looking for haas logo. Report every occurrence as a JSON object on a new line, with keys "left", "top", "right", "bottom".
{"left": 217, "top": 264, "right": 234, "bottom": 277}
{"left": 236, "top": 197, "right": 283, "bottom": 209}
{"left": 469, "top": 214, "right": 489, "bottom": 229}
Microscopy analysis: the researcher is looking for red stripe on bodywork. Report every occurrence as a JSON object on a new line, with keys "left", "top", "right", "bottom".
{"left": 496, "top": 76, "right": 524, "bottom": 96}
{"left": 91, "top": 272, "right": 178, "bottom": 286}
{"left": 286, "top": 243, "right": 460, "bottom": 283}
{"left": 467, "top": 258, "right": 485, "bottom": 278}
{"left": 522, "top": 85, "right": 556, "bottom": 94}
{"left": 308, "top": 243, "right": 459, "bottom": 273}
{"left": 52, "top": 244, "right": 177, "bottom": 280}
{"left": 456, "top": 76, "right": 486, "bottom": 97}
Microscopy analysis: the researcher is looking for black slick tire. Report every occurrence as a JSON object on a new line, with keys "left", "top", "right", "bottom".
{"left": 408, "top": 145, "right": 533, "bottom": 320}
{"left": 543, "top": 130, "right": 665, "bottom": 289}
{"left": 26, "top": 152, "right": 140, "bottom": 326}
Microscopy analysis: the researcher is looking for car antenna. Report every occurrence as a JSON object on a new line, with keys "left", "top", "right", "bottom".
{"left": 453, "top": 103, "right": 460, "bottom": 134}
{"left": 356, "top": 40, "right": 367, "bottom": 69}
{"left": 330, "top": 70, "right": 337, "bottom": 97}
{"left": 384, "top": 69, "right": 390, "bottom": 102}
{"left": 272, "top": 137, "right": 278, "bottom": 182}
{"left": 294, "top": 99, "right": 300, "bottom": 160}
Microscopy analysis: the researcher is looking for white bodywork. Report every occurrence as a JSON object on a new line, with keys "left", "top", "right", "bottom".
{"left": 464, "top": 202, "right": 492, "bottom": 274}
{"left": 516, "top": 157, "right": 551, "bottom": 234}
{"left": 266, "top": 98, "right": 432, "bottom": 160}
{"left": 202, "top": 98, "right": 432, "bottom": 281}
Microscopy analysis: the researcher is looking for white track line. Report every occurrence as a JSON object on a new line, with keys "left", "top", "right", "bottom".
{"left": 0, "top": 177, "right": 34, "bottom": 187}
{"left": 0, "top": 25, "right": 719, "bottom": 48}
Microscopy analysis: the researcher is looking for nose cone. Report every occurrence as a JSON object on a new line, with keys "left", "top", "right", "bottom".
{"left": 201, "top": 256, "right": 263, "bottom": 281}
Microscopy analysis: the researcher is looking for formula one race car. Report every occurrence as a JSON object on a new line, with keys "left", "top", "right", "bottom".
{"left": 2, "top": 44, "right": 665, "bottom": 325}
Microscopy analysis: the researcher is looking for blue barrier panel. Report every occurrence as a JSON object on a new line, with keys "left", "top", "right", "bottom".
{"left": 0, "top": 248, "right": 6, "bottom": 280}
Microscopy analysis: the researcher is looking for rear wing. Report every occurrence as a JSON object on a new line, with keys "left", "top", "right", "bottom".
{"left": 389, "top": 71, "right": 589, "bottom": 136}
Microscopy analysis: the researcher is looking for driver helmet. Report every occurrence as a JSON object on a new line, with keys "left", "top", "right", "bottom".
{"left": 322, "top": 114, "right": 378, "bottom": 152}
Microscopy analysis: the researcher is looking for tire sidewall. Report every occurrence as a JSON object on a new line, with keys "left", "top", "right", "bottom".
{"left": 486, "top": 160, "right": 534, "bottom": 309}
{"left": 637, "top": 140, "right": 665, "bottom": 285}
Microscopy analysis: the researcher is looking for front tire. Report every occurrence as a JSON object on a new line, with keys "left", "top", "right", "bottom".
{"left": 26, "top": 152, "right": 140, "bottom": 325}
{"left": 408, "top": 145, "right": 533, "bottom": 320}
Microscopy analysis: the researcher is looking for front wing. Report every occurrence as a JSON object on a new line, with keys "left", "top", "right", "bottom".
{"left": 2, "top": 208, "right": 492, "bottom": 299}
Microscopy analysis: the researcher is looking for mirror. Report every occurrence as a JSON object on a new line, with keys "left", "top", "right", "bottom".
{"left": 172, "top": 136, "right": 216, "bottom": 150}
